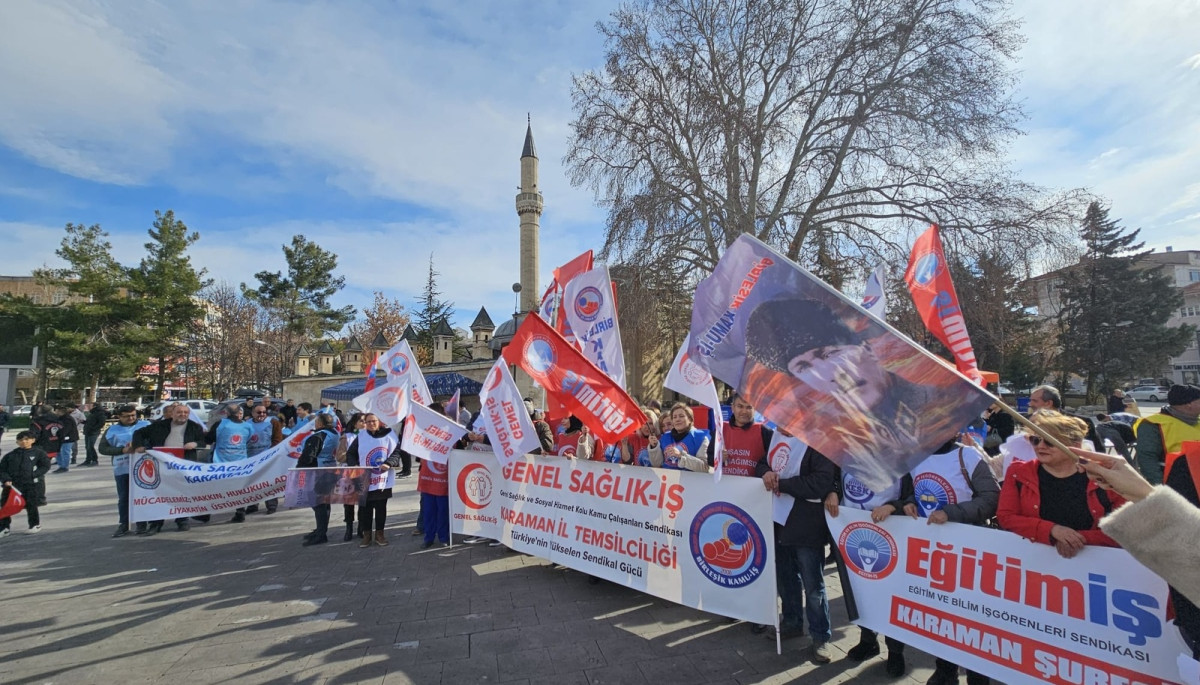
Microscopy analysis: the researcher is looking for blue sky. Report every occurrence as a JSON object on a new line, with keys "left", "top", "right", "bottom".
{"left": 2, "top": 0, "right": 1198, "bottom": 334}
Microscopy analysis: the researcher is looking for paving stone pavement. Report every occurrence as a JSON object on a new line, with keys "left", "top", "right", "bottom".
{"left": 0, "top": 432, "right": 986, "bottom": 684}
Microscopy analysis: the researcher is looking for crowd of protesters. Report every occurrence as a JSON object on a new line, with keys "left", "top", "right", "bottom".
{"left": 3, "top": 380, "right": 1200, "bottom": 685}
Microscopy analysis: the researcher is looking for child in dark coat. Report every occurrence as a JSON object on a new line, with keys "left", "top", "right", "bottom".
{"left": 0, "top": 431, "right": 53, "bottom": 535}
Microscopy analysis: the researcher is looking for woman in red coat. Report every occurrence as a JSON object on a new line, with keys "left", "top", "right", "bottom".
{"left": 997, "top": 411, "right": 1125, "bottom": 558}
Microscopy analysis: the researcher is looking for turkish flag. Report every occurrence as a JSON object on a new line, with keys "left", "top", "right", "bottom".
{"left": 502, "top": 313, "right": 644, "bottom": 444}
{"left": 903, "top": 224, "right": 983, "bottom": 385}
{"left": 0, "top": 485, "right": 26, "bottom": 519}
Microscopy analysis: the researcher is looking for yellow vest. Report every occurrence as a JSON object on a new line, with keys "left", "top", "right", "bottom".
{"left": 1138, "top": 413, "right": 1200, "bottom": 454}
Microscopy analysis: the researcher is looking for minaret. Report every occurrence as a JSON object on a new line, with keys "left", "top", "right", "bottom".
{"left": 516, "top": 117, "right": 543, "bottom": 314}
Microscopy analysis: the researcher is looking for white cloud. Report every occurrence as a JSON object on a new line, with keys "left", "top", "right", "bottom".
{"left": 1007, "top": 0, "right": 1200, "bottom": 247}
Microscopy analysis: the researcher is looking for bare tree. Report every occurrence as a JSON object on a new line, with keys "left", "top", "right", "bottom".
{"left": 190, "top": 282, "right": 261, "bottom": 399}
{"left": 347, "top": 291, "right": 412, "bottom": 351}
{"left": 567, "top": 0, "right": 1085, "bottom": 278}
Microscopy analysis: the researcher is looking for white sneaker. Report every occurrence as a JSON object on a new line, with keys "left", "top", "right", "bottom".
{"left": 28, "top": 525, "right": 41, "bottom": 534}
{"left": 0, "top": 528, "right": 10, "bottom": 538}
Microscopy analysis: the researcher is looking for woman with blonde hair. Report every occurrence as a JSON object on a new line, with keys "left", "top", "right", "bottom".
{"left": 649, "top": 403, "right": 710, "bottom": 472}
{"left": 996, "top": 411, "right": 1125, "bottom": 559}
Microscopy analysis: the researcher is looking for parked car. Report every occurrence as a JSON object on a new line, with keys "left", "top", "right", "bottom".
{"left": 150, "top": 399, "right": 218, "bottom": 421}
{"left": 1127, "top": 385, "right": 1170, "bottom": 402}
{"left": 12, "top": 405, "right": 32, "bottom": 417}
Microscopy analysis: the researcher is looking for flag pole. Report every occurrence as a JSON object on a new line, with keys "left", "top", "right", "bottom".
{"left": 727, "top": 236, "right": 1081, "bottom": 461}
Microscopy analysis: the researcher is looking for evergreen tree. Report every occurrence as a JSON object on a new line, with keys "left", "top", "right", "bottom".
{"left": 412, "top": 254, "right": 454, "bottom": 363}
{"left": 243, "top": 236, "right": 356, "bottom": 370}
{"left": 128, "top": 210, "right": 212, "bottom": 397}
{"left": 1057, "top": 202, "right": 1192, "bottom": 400}
{"left": 15, "top": 224, "right": 148, "bottom": 401}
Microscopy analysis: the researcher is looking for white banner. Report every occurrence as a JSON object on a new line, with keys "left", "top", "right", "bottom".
{"left": 352, "top": 379, "right": 411, "bottom": 427}
{"left": 449, "top": 451, "right": 777, "bottom": 626}
{"left": 129, "top": 420, "right": 315, "bottom": 523}
{"left": 379, "top": 339, "right": 433, "bottom": 405}
{"left": 477, "top": 360, "right": 542, "bottom": 466}
{"left": 562, "top": 263, "right": 627, "bottom": 388}
{"left": 828, "top": 508, "right": 1188, "bottom": 685}
{"left": 400, "top": 403, "right": 467, "bottom": 464}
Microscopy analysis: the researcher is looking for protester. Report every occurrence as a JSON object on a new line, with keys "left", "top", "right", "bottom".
{"left": 418, "top": 409, "right": 452, "bottom": 549}
{"left": 1026, "top": 385, "right": 1060, "bottom": 412}
{"left": 827, "top": 468, "right": 912, "bottom": 675}
{"left": 280, "top": 399, "right": 297, "bottom": 427}
{"left": 82, "top": 403, "right": 108, "bottom": 466}
{"left": 617, "top": 410, "right": 658, "bottom": 466}
{"left": 553, "top": 415, "right": 600, "bottom": 459}
{"left": 648, "top": 403, "right": 709, "bottom": 472}
{"left": 0, "top": 431, "right": 51, "bottom": 536}
{"left": 981, "top": 403, "right": 1014, "bottom": 456}
{"left": 345, "top": 413, "right": 402, "bottom": 548}
{"left": 97, "top": 405, "right": 150, "bottom": 537}
{"left": 206, "top": 404, "right": 254, "bottom": 522}
{"left": 996, "top": 411, "right": 1124, "bottom": 558}
{"left": 30, "top": 406, "right": 65, "bottom": 474}
{"left": 296, "top": 412, "right": 340, "bottom": 546}
{"left": 1094, "top": 413, "right": 1134, "bottom": 462}
{"left": 132, "top": 403, "right": 207, "bottom": 533}
{"left": 1080, "top": 449, "right": 1200, "bottom": 609}
{"left": 756, "top": 437, "right": 837, "bottom": 663}
{"left": 722, "top": 394, "right": 772, "bottom": 477}
{"left": 336, "top": 412, "right": 363, "bottom": 541}
{"left": 899, "top": 437, "right": 1000, "bottom": 685}
{"left": 245, "top": 403, "right": 284, "bottom": 514}
{"left": 1107, "top": 389, "right": 1127, "bottom": 415}
{"left": 530, "top": 408, "right": 555, "bottom": 454}
{"left": 1135, "top": 383, "right": 1200, "bottom": 484}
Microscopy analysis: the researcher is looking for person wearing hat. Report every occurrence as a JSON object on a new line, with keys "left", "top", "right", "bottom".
{"left": 743, "top": 297, "right": 942, "bottom": 488}
{"left": 1135, "top": 384, "right": 1200, "bottom": 484}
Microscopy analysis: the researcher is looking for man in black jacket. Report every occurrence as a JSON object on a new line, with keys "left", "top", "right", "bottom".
{"left": 82, "top": 404, "right": 109, "bottom": 466}
{"left": 132, "top": 403, "right": 207, "bottom": 533}
{"left": 53, "top": 406, "right": 79, "bottom": 472}
{"left": 756, "top": 438, "right": 838, "bottom": 664}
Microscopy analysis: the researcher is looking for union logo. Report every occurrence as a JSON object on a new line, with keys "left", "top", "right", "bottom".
{"left": 365, "top": 445, "right": 389, "bottom": 468}
{"left": 573, "top": 286, "right": 603, "bottom": 322}
{"left": 522, "top": 337, "right": 556, "bottom": 378}
{"left": 229, "top": 434, "right": 242, "bottom": 445}
{"left": 842, "top": 473, "right": 877, "bottom": 507}
{"left": 689, "top": 502, "right": 767, "bottom": 588}
{"left": 839, "top": 521, "right": 898, "bottom": 580}
{"left": 913, "top": 472, "right": 957, "bottom": 517}
{"left": 910, "top": 252, "right": 944, "bottom": 288}
{"left": 484, "top": 366, "right": 503, "bottom": 392}
{"left": 678, "top": 352, "right": 712, "bottom": 386}
{"left": 768, "top": 441, "right": 791, "bottom": 474}
{"left": 457, "top": 462, "right": 493, "bottom": 510}
{"left": 133, "top": 454, "right": 161, "bottom": 490}
{"left": 388, "top": 352, "right": 410, "bottom": 375}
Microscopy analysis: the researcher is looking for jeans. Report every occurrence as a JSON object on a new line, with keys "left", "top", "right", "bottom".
{"left": 783, "top": 545, "right": 831, "bottom": 644}
{"left": 57, "top": 443, "right": 74, "bottom": 469}
{"left": 421, "top": 493, "right": 449, "bottom": 544}
{"left": 115, "top": 473, "right": 129, "bottom": 527}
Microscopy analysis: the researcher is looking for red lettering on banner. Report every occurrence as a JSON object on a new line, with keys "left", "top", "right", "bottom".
{"left": 890, "top": 598, "right": 1163, "bottom": 685}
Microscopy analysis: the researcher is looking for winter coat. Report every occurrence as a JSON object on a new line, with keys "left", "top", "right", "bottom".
{"left": 1101, "top": 486, "right": 1200, "bottom": 608}
{"left": 132, "top": 418, "right": 207, "bottom": 461}
{"left": 84, "top": 407, "right": 109, "bottom": 434}
{"left": 755, "top": 446, "right": 837, "bottom": 548}
{"left": 995, "top": 458, "right": 1123, "bottom": 547}
{"left": 0, "top": 447, "right": 52, "bottom": 498}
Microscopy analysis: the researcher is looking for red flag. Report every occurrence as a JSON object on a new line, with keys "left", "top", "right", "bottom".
{"left": 903, "top": 225, "right": 983, "bottom": 385}
{"left": 363, "top": 356, "right": 379, "bottom": 393}
{"left": 502, "top": 313, "right": 644, "bottom": 444}
{"left": 0, "top": 485, "right": 26, "bottom": 519}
